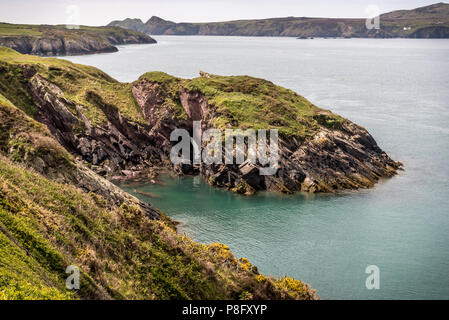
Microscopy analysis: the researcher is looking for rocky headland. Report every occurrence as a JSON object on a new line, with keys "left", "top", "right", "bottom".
{"left": 0, "top": 48, "right": 318, "bottom": 300}
{"left": 0, "top": 23, "right": 156, "bottom": 56}
{"left": 0, "top": 47, "right": 401, "bottom": 196}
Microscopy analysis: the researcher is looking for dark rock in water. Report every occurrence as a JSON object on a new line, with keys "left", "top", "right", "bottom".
{"left": 134, "top": 189, "right": 160, "bottom": 198}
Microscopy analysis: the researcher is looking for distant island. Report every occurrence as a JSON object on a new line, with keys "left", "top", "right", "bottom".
{"left": 108, "top": 2, "right": 449, "bottom": 38}
{"left": 0, "top": 23, "right": 156, "bottom": 56}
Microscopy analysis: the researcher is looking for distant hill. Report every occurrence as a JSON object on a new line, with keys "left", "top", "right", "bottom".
{"left": 108, "top": 2, "right": 449, "bottom": 38}
{"left": 0, "top": 23, "right": 156, "bottom": 56}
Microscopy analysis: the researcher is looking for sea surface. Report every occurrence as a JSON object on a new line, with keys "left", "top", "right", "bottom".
{"left": 65, "top": 36, "right": 449, "bottom": 299}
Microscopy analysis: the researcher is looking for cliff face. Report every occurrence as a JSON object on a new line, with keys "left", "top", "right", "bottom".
{"left": 132, "top": 73, "right": 401, "bottom": 194}
{"left": 0, "top": 47, "right": 402, "bottom": 297}
{"left": 0, "top": 23, "right": 156, "bottom": 56}
{"left": 0, "top": 47, "right": 401, "bottom": 196}
{"left": 0, "top": 79, "right": 317, "bottom": 300}
{"left": 409, "top": 25, "right": 449, "bottom": 38}
{"left": 108, "top": 3, "right": 449, "bottom": 38}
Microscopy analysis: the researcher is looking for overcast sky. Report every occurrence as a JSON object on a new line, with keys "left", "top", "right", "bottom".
{"left": 0, "top": 0, "right": 443, "bottom": 26}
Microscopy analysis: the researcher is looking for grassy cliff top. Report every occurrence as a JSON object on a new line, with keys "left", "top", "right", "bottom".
{"left": 0, "top": 47, "right": 145, "bottom": 125}
{"left": 140, "top": 71, "right": 346, "bottom": 138}
{"left": 0, "top": 22, "right": 152, "bottom": 39}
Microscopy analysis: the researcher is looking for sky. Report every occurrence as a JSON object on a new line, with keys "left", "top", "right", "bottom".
{"left": 0, "top": 0, "right": 444, "bottom": 26}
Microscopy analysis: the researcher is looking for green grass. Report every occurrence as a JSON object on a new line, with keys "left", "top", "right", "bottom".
{"left": 137, "top": 71, "right": 346, "bottom": 139}
{"left": 0, "top": 23, "right": 43, "bottom": 37}
{"left": 0, "top": 47, "right": 344, "bottom": 138}
{"left": 184, "top": 74, "right": 345, "bottom": 138}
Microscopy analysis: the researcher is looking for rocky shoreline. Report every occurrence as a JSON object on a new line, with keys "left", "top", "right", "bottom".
{"left": 0, "top": 24, "right": 156, "bottom": 56}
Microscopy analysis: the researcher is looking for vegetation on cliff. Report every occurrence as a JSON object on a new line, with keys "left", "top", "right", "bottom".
{"left": 184, "top": 74, "right": 345, "bottom": 138}
{"left": 0, "top": 94, "right": 317, "bottom": 300}
{"left": 0, "top": 23, "right": 156, "bottom": 56}
{"left": 0, "top": 46, "right": 144, "bottom": 124}
{"left": 108, "top": 3, "right": 449, "bottom": 38}
{"left": 139, "top": 71, "right": 345, "bottom": 138}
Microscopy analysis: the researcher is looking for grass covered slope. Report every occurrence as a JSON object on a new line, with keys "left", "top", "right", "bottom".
{"left": 0, "top": 46, "right": 144, "bottom": 124}
{"left": 185, "top": 73, "right": 345, "bottom": 138}
{"left": 0, "top": 95, "right": 317, "bottom": 300}
{"left": 0, "top": 23, "right": 156, "bottom": 56}
{"left": 138, "top": 71, "right": 344, "bottom": 139}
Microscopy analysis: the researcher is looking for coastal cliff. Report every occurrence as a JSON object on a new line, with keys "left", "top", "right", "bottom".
{"left": 0, "top": 46, "right": 403, "bottom": 299}
{"left": 0, "top": 23, "right": 156, "bottom": 56}
{"left": 132, "top": 72, "right": 401, "bottom": 194}
{"left": 0, "top": 47, "right": 401, "bottom": 196}
{"left": 0, "top": 69, "right": 317, "bottom": 300}
{"left": 108, "top": 3, "right": 449, "bottom": 38}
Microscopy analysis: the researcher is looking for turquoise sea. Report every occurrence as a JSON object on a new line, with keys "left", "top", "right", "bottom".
{"left": 66, "top": 36, "right": 449, "bottom": 299}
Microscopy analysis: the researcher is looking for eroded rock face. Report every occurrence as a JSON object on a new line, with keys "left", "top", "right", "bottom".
{"left": 0, "top": 100, "right": 160, "bottom": 219}
{"left": 131, "top": 78, "right": 191, "bottom": 164}
{"left": 28, "top": 75, "right": 160, "bottom": 179}
{"left": 197, "top": 122, "right": 400, "bottom": 194}
{"left": 179, "top": 87, "right": 209, "bottom": 121}
{"left": 130, "top": 77, "right": 401, "bottom": 194}
{"left": 21, "top": 71, "right": 401, "bottom": 195}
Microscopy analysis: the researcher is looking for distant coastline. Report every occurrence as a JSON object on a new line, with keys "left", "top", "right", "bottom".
{"left": 108, "top": 3, "right": 449, "bottom": 39}
{"left": 0, "top": 23, "right": 156, "bottom": 56}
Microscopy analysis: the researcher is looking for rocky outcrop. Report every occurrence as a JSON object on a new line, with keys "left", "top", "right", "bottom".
{"left": 27, "top": 75, "right": 161, "bottom": 179}
{"left": 129, "top": 74, "right": 402, "bottom": 194}
{"left": 30, "top": 71, "right": 401, "bottom": 194}
{"left": 187, "top": 99, "right": 399, "bottom": 194}
{"left": 0, "top": 24, "right": 156, "bottom": 56}
{"left": 0, "top": 96, "right": 160, "bottom": 219}
{"left": 1, "top": 94, "right": 318, "bottom": 301}
{"left": 0, "top": 49, "right": 401, "bottom": 195}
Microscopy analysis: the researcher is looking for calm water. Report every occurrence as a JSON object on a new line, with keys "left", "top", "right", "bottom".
{"left": 66, "top": 37, "right": 449, "bottom": 299}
